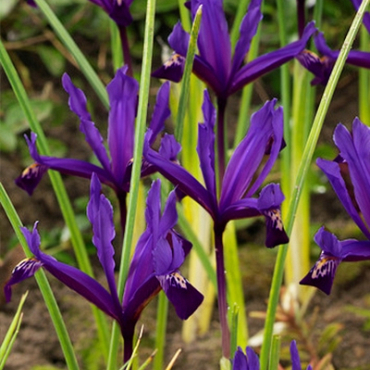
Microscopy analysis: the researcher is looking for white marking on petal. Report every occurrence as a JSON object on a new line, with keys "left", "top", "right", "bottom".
{"left": 311, "top": 257, "right": 337, "bottom": 279}
{"left": 266, "top": 209, "right": 283, "bottom": 231}
{"left": 167, "top": 272, "right": 188, "bottom": 289}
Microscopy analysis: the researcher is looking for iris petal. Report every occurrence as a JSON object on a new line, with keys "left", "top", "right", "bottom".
{"left": 231, "top": 0, "right": 263, "bottom": 77}
{"left": 157, "top": 271, "right": 204, "bottom": 320}
{"left": 15, "top": 163, "right": 48, "bottom": 196}
{"left": 4, "top": 258, "right": 43, "bottom": 302}
{"left": 334, "top": 120, "right": 370, "bottom": 229}
{"left": 87, "top": 174, "right": 120, "bottom": 308}
{"left": 231, "top": 22, "right": 316, "bottom": 95}
{"left": 107, "top": 68, "right": 139, "bottom": 185}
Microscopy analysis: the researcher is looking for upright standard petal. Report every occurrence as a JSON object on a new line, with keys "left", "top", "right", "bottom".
{"left": 147, "top": 82, "right": 171, "bottom": 144}
{"left": 220, "top": 100, "right": 282, "bottom": 209}
{"left": 62, "top": 73, "right": 111, "bottom": 172}
{"left": 231, "top": 346, "right": 259, "bottom": 370}
{"left": 333, "top": 120, "right": 370, "bottom": 229}
{"left": 196, "top": 90, "right": 217, "bottom": 199}
{"left": 189, "top": 0, "right": 232, "bottom": 89}
{"left": 290, "top": 340, "right": 313, "bottom": 370}
{"left": 316, "top": 157, "right": 370, "bottom": 239}
{"left": 87, "top": 174, "right": 120, "bottom": 308}
{"left": 123, "top": 180, "right": 203, "bottom": 322}
{"left": 107, "top": 67, "right": 139, "bottom": 185}
{"left": 62, "top": 73, "right": 91, "bottom": 121}
{"left": 230, "top": 0, "right": 262, "bottom": 76}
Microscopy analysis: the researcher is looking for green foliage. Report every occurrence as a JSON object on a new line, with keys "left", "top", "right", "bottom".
{"left": 318, "top": 322, "right": 343, "bottom": 355}
{"left": 0, "top": 293, "right": 28, "bottom": 369}
{"left": 0, "top": 93, "right": 53, "bottom": 153}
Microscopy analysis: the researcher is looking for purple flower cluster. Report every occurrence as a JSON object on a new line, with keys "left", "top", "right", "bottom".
{"left": 301, "top": 119, "right": 370, "bottom": 294}
{"left": 6, "top": 175, "right": 203, "bottom": 361}
{"left": 232, "top": 341, "right": 312, "bottom": 370}
{"left": 153, "top": 0, "right": 315, "bottom": 103}
{"left": 8, "top": 0, "right": 369, "bottom": 365}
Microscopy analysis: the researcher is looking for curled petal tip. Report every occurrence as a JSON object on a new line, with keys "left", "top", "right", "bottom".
{"left": 158, "top": 272, "right": 204, "bottom": 320}
{"left": 300, "top": 255, "right": 340, "bottom": 295}
{"left": 15, "top": 163, "right": 48, "bottom": 195}
{"left": 4, "top": 257, "right": 43, "bottom": 302}
{"left": 152, "top": 54, "right": 185, "bottom": 83}
{"left": 263, "top": 208, "right": 289, "bottom": 248}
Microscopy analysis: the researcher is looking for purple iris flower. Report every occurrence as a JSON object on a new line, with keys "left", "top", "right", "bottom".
{"left": 231, "top": 341, "right": 312, "bottom": 370}
{"left": 152, "top": 0, "right": 315, "bottom": 102}
{"left": 300, "top": 118, "right": 370, "bottom": 294}
{"left": 145, "top": 92, "right": 289, "bottom": 247}
{"left": 5, "top": 174, "right": 203, "bottom": 362}
{"left": 15, "top": 66, "right": 170, "bottom": 231}
{"left": 297, "top": 0, "right": 370, "bottom": 86}
{"left": 297, "top": 32, "right": 370, "bottom": 85}
{"left": 232, "top": 346, "right": 260, "bottom": 370}
{"left": 145, "top": 91, "right": 288, "bottom": 357}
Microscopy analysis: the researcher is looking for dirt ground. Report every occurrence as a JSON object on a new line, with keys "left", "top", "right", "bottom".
{"left": 1, "top": 71, "right": 370, "bottom": 369}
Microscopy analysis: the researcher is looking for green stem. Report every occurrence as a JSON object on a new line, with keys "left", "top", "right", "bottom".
{"left": 33, "top": 0, "right": 109, "bottom": 109}
{"left": 276, "top": 0, "right": 292, "bottom": 209}
{"left": 0, "top": 292, "right": 28, "bottom": 368}
{"left": 0, "top": 39, "right": 110, "bottom": 360}
{"left": 110, "top": 20, "right": 123, "bottom": 72}
{"left": 175, "top": 6, "right": 203, "bottom": 144}
{"left": 0, "top": 184, "right": 80, "bottom": 370}
{"left": 359, "top": 24, "right": 370, "bottom": 125}
{"left": 178, "top": 0, "right": 191, "bottom": 33}
{"left": 153, "top": 292, "right": 169, "bottom": 370}
{"left": 259, "top": 1, "right": 370, "bottom": 368}
{"left": 107, "top": 0, "right": 157, "bottom": 366}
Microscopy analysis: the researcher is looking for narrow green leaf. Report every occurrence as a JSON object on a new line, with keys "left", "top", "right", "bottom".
{"left": 0, "top": 292, "right": 28, "bottom": 369}
{"left": 268, "top": 336, "right": 281, "bottom": 370}
{"left": 153, "top": 292, "right": 169, "bottom": 370}
{"left": 175, "top": 5, "right": 202, "bottom": 143}
{"left": 0, "top": 184, "right": 80, "bottom": 370}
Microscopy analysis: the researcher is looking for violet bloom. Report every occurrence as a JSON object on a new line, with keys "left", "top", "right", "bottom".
{"left": 300, "top": 119, "right": 370, "bottom": 294}
{"left": 153, "top": 0, "right": 315, "bottom": 103}
{"left": 153, "top": 0, "right": 314, "bottom": 175}
{"left": 145, "top": 93, "right": 289, "bottom": 247}
{"left": 232, "top": 341, "right": 312, "bottom": 370}
{"left": 16, "top": 66, "right": 170, "bottom": 231}
{"left": 144, "top": 91, "right": 288, "bottom": 357}
{"left": 297, "top": 1, "right": 370, "bottom": 86}
{"left": 5, "top": 174, "right": 203, "bottom": 362}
